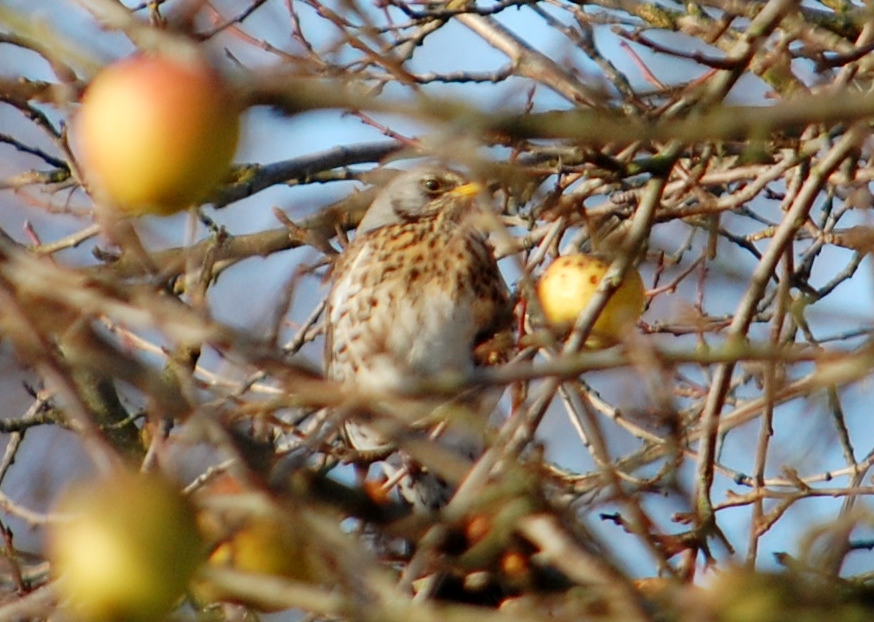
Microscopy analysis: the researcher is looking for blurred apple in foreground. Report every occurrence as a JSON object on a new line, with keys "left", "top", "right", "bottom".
{"left": 48, "top": 473, "right": 204, "bottom": 622}
{"left": 192, "top": 478, "right": 325, "bottom": 611}
{"left": 194, "top": 509, "right": 325, "bottom": 611}
{"left": 210, "top": 512, "right": 314, "bottom": 581}
{"left": 537, "top": 253, "right": 645, "bottom": 347}
{"left": 74, "top": 54, "right": 240, "bottom": 216}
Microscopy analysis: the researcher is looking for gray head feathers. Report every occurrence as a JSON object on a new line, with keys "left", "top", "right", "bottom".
{"left": 357, "top": 167, "right": 470, "bottom": 234}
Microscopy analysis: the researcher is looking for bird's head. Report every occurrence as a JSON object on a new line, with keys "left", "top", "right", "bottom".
{"left": 357, "top": 167, "right": 484, "bottom": 233}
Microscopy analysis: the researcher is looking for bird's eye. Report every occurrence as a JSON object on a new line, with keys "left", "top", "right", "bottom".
{"left": 422, "top": 177, "right": 445, "bottom": 194}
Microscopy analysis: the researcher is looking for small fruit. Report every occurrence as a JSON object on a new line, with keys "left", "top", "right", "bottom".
{"left": 537, "top": 253, "right": 645, "bottom": 347}
{"left": 209, "top": 511, "right": 315, "bottom": 582}
{"left": 500, "top": 550, "right": 530, "bottom": 579}
{"left": 192, "top": 480, "right": 323, "bottom": 611}
{"left": 194, "top": 511, "right": 322, "bottom": 610}
{"left": 48, "top": 473, "right": 204, "bottom": 622}
{"left": 465, "top": 514, "right": 493, "bottom": 545}
{"left": 74, "top": 54, "right": 240, "bottom": 215}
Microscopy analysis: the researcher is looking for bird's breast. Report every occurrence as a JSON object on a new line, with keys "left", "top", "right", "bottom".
{"left": 326, "top": 222, "right": 502, "bottom": 391}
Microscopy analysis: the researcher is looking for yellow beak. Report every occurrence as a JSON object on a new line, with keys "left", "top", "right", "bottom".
{"left": 448, "top": 181, "right": 484, "bottom": 198}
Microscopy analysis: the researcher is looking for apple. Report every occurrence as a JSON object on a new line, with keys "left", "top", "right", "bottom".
{"left": 74, "top": 54, "right": 240, "bottom": 216}
{"left": 209, "top": 511, "right": 317, "bottom": 580}
{"left": 194, "top": 509, "right": 324, "bottom": 611}
{"left": 192, "top": 480, "right": 324, "bottom": 611}
{"left": 48, "top": 473, "right": 204, "bottom": 622}
{"left": 537, "top": 253, "right": 645, "bottom": 347}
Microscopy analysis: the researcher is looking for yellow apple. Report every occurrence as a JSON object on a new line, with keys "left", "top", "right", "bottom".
{"left": 74, "top": 54, "right": 240, "bottom": 216}
{"left": 193, "top": 506, "right": 323, "bottom": 611}
{"left": 537, "top": 253, "right": 645, "bottom": 347}
{"left": 211, "top": 512, "right": 316, "bottom": 579}
{"left": 191, "top": 476, "right": 324, "bottom": 611}
{"left": 48, "top": 473, "right": 204, "bottom": 622}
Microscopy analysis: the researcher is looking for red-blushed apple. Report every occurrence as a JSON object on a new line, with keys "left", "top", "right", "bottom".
{"left": 537, "top": 253, "right": 646, "bottom": 347}
{"left": 74, "top": 54, "right": 240, "bottom": 216}
{"left": 47, "top": 472, "right": 204, "bottom": 622}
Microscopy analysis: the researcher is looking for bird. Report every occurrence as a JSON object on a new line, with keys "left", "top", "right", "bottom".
{"left": 324, "top": 166, "right": 513, "bottom": 511}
